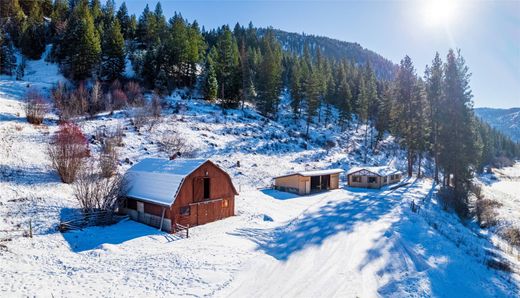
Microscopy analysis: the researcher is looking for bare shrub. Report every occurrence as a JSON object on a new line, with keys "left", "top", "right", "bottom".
{"left": 470, "top": 183, "right": 484, "bottom": 200}
{"left": 112, "top": 89, "right": 128, "bottom": 110}
{"left": 89, "top": 80, "right": 102, "bottom": 117}
{"left": 476, "top": 199, "right": 502, "bottom": 228}
{"left": 158, "top": 131, "right": 196, "bottom": 159}
{"left": 438, "top": 187, "right": 470, "bottom": 219}
{"left": 73, "top": 161, "right": 126, "bottom": 213}
{"left": 125, "top": 81, "right": 144, "bottom": 106}
{"left": 75, "top": 82, "right": 89, "bottom": 115}
{"left": 25, "top": 88, "right": 48, "bottom": 125}
{"left": 99, "top": 137, "right": 119, "bottom": 178}
{"left": 51, "top": 81, "right": 73, "bottom": 120}
{"left": 502, "top": 227, "right": 520, "bottom": 248}
{"left": 48, "top": 122, "right": 90, "bottom": 183}
{"left": 151, "top": 92, "right": 162, "bottom": 118}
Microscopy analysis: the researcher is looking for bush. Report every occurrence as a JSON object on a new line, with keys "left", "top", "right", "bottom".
{"left": 73, "top": 161, "right": 126, "bottom": 213}
{"left": 48, "top": 122, "right": 90, "bottom": 183}
{"left": 125, "top": 81, "right": 144, "bottom": 106}
{"left": 112, "top": 89, "right": 128, "bottom": 110}
{"left": 158, "top": 131, "right": 196, "bottom": 159}
{"left": 438, "top": 187, "right": 470, "bottom": 219}
{"left": 502, "top": 227, "right": 520, "bottom": 248}
{"left": 25, "top": 88, "right": 47, "bottom": 125}
{"left": 475, "top": 199, "right": 501, "bottom": 228}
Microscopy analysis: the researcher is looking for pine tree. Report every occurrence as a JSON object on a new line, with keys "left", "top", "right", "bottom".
{"left": 336, "top": 60, "right": 352, "bottom": 129}
{"left": 116, "top": 2, "right": 130, "bottom": 39}
{"left": 66, "top": 1, "right": 102, "bottom": 80}
{"left": 392, "top": 55, "right": 418, "bottom": 177}
{"left": 0, "top": 32, "right": 17, "bottom": 76}
{"left": 425, "top": 52, "right": 444, "bottom": 182}
{"left": 289, "top": 56, "right": 303, "bottom": 116}
{"left": 101, "top": 19, "right": 125, "bottom": 81}
{"left": 256, "top": 30, "right": 282, "bottom": 118}
{"left": 214, "top": 26, "right": 241, "bottom": 108}
{"left": 20, "top": 2, "right": 46, "bottom": 59}
{"left": 204, "top": 49, "right": 218, "bottom": 101}
{"left": 438, "top": 49, "right": 480, "bottom": 217}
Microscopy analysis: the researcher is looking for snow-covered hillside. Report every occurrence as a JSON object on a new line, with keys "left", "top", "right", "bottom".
{"left": 1, "top": 59, "right": 519, "bottom": 297}
{"left": 475, "top": 107, "right": 520, "bottom": 142}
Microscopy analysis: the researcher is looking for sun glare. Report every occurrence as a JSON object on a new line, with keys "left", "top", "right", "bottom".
{"left": 423, "top": 0, "right": 458, "bottom": 27}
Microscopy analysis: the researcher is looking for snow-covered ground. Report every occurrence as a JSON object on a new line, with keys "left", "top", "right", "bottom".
{"left": 1, "top": 56, "right": 519, "bottom": 297}
{"left": 479, "top": 163, "right": 520, "bottom": 235}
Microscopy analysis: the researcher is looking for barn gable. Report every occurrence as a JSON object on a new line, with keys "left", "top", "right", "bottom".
{"left": 124, "top": 158, "right": 208, "bottom": 206}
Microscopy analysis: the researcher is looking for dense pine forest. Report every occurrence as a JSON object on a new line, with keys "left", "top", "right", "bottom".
{"left": 1, "top": 0, "right": 519, "bottom": 217}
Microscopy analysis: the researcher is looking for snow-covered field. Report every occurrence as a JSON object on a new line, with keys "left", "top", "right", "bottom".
{"left": 1, "top": 57, "right": 519, "bottom": 297}
{"left": 480, "top": 163, "right": 520, "bottom": 233}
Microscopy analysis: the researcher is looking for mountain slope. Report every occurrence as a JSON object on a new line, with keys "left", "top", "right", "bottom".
{"left": 475, "top": 107, "right": 520, "bottom": 142}
{"left": 261, "top": 28, "right": 398, "bottom": 80}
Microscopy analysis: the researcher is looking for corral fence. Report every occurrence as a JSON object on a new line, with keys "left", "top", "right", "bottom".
{"left": 58, "top": 210, "right": 128, "bottom": 232}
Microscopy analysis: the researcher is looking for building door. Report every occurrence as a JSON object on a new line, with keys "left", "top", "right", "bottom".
{"left": 197, "top": 203, "right": 209, "bottom": 225}
{"left": 203, "top": 177, "right": 210, "bottom": 199}
{"left": 310, "top": 176, "right": 320, "bottom": 191}
{"left": 321, "top": 175, "right": 330, "bottom": 190}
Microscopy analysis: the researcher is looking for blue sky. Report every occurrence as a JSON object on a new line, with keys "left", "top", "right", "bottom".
{"left": 118, "top": 0, "right": 520, "bottom": 108}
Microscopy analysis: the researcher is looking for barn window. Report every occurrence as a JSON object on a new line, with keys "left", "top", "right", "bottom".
{"left": 180, "top": 206, "right": 190, "bottom": 216}
{"left": 222, "top": 199, "right": 229, "bottom": 208}
{"left": 368, "top": 177, "right": 377, "bottom": 183}
{"left": 352, "top": 176, "right": 361, "bottom": 183}
{"left": 203, "top": 177, "right": 210, "bottom": 199}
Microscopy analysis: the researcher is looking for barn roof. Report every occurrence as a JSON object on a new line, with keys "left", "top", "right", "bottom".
{"left": 124, "top": 158, "right": 208, "bottom": 206}
{"left": 346, "top": 166, "right": 402, "bottom": 177}
{"left": 274, "top": 169, "right": 344, "bottom": 179}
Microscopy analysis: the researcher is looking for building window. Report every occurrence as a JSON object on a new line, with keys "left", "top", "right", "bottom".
{"left": 383, "top": 177, "right": 387, "bottom": 183}
{"left": 352, "top": 176, "right": 361, "bottom": 183}
{"left": 222, "top": 199, "right": 229, "bottom": 208}
{"left": 368, "top": 177, "right": 377, "bottom": 183}
{"left": 180, "top": 206, "right": 190, "bottom": 216}
{"left": 137, "top": 202, "right": 144, "bottom": 213}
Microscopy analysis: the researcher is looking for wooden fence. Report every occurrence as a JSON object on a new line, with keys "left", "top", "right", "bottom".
{"left": 59, "top": 210, "right": 128, "bottom": 232}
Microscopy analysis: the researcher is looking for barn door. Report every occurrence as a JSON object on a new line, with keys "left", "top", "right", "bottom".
{"left": 197, "top": 203, "right": 209, "bottom": 225}
{"left": 193, "top": 177, "right": 204, "bottom": 202}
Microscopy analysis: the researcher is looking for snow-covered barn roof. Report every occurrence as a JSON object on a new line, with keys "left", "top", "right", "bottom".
{"left": 274, "top": 169, "right": 344, "bottom": 179}
{"left": 124, "top": 158, "right": 208, "bottom": 206}
{"left": 346, "top": 166, "right": 402, "bottom": 177}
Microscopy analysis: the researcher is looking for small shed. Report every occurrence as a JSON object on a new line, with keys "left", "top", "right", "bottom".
{"left": 122, "top": 158, "right": 238, "bottom": 232}
{"left": 346, "top": 166, "right": 402, "bottom": 189}
{"left": 274, "top": 169, "right": 344, "bottom": 195}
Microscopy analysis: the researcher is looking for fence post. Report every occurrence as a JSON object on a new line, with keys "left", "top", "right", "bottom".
{"left": 29, "top": 219, "right": 33, "bottom": 238}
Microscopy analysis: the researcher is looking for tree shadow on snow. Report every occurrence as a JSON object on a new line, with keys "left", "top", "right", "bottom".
{"left": 356, "top": 189, "right": 519, "bottom": 297}
{"left": 0, "top": 164, "right": 60, "bottom": 185}
{"left": 61, "top": 215, "right": 172, "bottom": 252}
{"left": 232, "top": 185, "right": 410, "bottom": 261}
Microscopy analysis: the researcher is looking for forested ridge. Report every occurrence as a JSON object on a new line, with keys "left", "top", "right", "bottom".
{"left": 1, "top": 0, "right": 519, "bottom": 217}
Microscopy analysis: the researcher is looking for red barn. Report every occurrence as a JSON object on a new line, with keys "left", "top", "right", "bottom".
{"left": 122, "top": 158, "right": 237, "bottom": 232}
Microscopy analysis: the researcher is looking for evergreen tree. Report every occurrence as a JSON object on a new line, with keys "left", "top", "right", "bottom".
{"left": 438, "top": 49, "right": 480, "bottom": 217}
{"left": 256, "top": 30, "right": 282, "bottom": 118}
{"left": 101, "top": 19, "right": 125, "bottom": 81}
{"left": 336, "top": 61, "right": 353, "bottom": 130}
{"left": 65, "top": 1, "right": 101, "bottom": 80}
{"left": 289, "top": 56, "right": 303, "bottom": 116}
{"left": 116, "top": 2, "right": 130, "bottom": 39}
{"left": 0, "top": 32, "right": 17, "bottom": 76}
{"left": 392, "top": 55, "right": 418, "bottom": 177}
{"left": 214, "top": 26, "right": 241, "bottom": 108}
{"left": 424, "top": 52, "right": 444, "bottom": 182}
{"left": 20, "top": 1, "right": 46, "bottom": 59}
{"left": 203, "top": 48, "right": 218, "bottom": 101}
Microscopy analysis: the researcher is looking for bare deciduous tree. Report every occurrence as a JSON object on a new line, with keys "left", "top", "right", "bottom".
{"left": 73, "top": 161, "right": 126, "bottom": 213}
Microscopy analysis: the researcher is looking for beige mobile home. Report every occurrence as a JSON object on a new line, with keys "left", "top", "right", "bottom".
{"left": 274, "top": 169, "right": 343, "bottom": 195}
{"left": 347, "top": 166, "right": 402, "bottom": 189}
